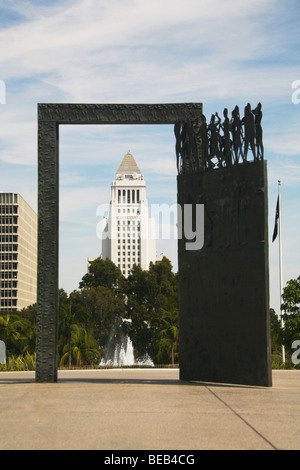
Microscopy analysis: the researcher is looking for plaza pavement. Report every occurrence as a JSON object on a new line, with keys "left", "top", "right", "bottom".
{"left": 0, "top": 368, "right": 299, "bottom": 450}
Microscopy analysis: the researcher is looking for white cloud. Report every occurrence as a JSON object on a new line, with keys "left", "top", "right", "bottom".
{"left": 0, "top": 0, "right": 283, "bottom": 101}
{"left": 59, "top": 185, "right": 110, "bottom": 223}
{"left": 1, "top": 0, "right": 299, "bottom": 297}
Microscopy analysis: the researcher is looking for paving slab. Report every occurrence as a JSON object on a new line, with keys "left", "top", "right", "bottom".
{"left": 0, "top": 369, "right": 299, "bottom": 450}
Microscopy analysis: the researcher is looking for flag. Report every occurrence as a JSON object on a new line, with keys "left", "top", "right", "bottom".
{"left": 272, "top": 196, "right": 279, "bottom": 242}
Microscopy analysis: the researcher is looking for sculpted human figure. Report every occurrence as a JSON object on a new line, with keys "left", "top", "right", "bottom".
{"left": 208, "top": 114, "right": 224, "bottom": 168}
{"left": 185, "top": 121, "right": 198, "bottom": 173}
{"left": 179, "top": 121, "right": 196, "bottom": 174}
{"left": 199, "top": 115, "right": 209, "bottom": 169}
{"left": 231, "top": 105, "right": 243, "bottom": 164}
{"left": 243, "top": 103, "right": 256, "bottom": 160}
{"left": 174, "top": 103, "right": 263, "bottom": 174}
{"left": 174, "top": 122, "right": 190, "bottom": 174}
{"left": 252, "top": 102, "right": 264, "bottom": 160}
{"left": 216, "top": 108, "right": 231, "bottom": 166}
{"left": 190, "top": 117, "right": 206, "bottom": 171}
{"left": 174, "top": 122, "right": 184, "bottom": 174}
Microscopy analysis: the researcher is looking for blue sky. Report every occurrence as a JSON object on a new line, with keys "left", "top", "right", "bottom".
{"left": 0, "top": 0, "right": 299, "bottom": 316}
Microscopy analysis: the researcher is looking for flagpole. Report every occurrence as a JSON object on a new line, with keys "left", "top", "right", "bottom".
{"left": 278, "top": 180, "right": 285, "bottom": 363}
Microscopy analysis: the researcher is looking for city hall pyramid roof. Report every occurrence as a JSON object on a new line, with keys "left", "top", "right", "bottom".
{"left": 117, "top": 152, "right": 141, "bottom": 174}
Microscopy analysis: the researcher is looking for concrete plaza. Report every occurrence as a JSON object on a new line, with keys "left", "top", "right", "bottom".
{"left": 0, "top": 368, "right": 299, "bottom": 450}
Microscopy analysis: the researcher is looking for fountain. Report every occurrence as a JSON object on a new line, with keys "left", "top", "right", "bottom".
{"left": 99, "top": 323, "right": 154, "bottom": 367}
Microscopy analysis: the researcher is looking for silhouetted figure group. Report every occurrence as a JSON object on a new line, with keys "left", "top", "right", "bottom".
{"left": 175, "top": 103, "right": 264, "bottom": 174}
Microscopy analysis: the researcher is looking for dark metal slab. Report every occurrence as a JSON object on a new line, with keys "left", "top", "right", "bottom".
{"left": 36, "top": 103, "right": 202, "bottom": 383}
{"left": 178, "top": 161, "right": 272, "bottom": 387}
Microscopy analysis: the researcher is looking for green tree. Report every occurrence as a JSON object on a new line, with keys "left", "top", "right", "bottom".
{"left": 158, "top": 297, "right": 179, "bottom": 367}
{"left": 281, "top": 275, "right": 300, "bottom": 358}
{"left": 0, "top": 313, "right": 34, "bottom": 357}
{"left": 19, "top": 303, "right": 37, "bottom": 327}
{"left": 79, "top": 257, "right": 124, "bottom": 294}
{"left": 281, "top": 276, "right": 300, "bottom": 316}
{"left": 270, "top": 307, "right": 282, "bottom": 356}
{"left": 58, "top": 289, "right": 91, "bottom": 368}
{"left": 77, "top": 286, "right": 125, "bottom": 357}
{"left": 59, "top": 323, "right": 100, "bottom": 367}
{"left": 124, "top": 257, "right": 178, "bottom": 363}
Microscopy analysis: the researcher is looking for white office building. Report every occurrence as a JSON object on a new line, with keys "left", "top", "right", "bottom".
{"left": 101, "top": 152, "right": 156, "bottom": 276}
{"left": 0, "top": 193, "right": 37, "bottom": 311}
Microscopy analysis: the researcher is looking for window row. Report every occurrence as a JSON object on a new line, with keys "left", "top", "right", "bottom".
{"left": 118, "top": 257, "right": 140, "bottom": 263}
{"left": 118, "top": 251, "right": 140, "bottom": 256}
{"left": 0, "top": 244, "right": 18, "bottom": 252}
{"left": 118, "top": 208, "right": 140, "bottom": 214}
{"left": 0, "top": 216, "right": 18, "bottom": 225}
{"left": 1, "top": 281, "right": 17, "bottom": 289}
{"left": 0, "top": 235, "right": 18, "bottom": 242}
{"left": 0, "top": 253, "right": 17, "bottom": 261}
{"left": 118, "top": 240, "right": 141, "bottom": 251}
{"left": 118, "top": 226, "right": 140, "bottom": 232}
{"left": 117, "top": 220, "right": 140, "bottom": 225}
{"left": 0, "top": 205, "right": 18, "bottom": 214}
{"left": 118, "top": 189, "right": 140, "bottom": 204}
{"left": 0, "top": 193, "right": 18, "bottom": 204}
{"left": 1, "top": 290, "right": 17, "bottom": 298}
{"left": 118, "top": 263, "right": 140, "bottom": 268}
{"left": 0, "top": 226, "right": 18, "bottom": 234}
{"left": 0, "top": 272, "right": 18, "bottom": 279}
{"left": 0, "top": 298, "right": 17, "bottom": 308}
{"left": 0, "top": 262, "right": 18, "bottom": 270}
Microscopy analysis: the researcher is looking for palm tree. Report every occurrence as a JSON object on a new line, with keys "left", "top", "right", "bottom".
{"left": 59, "top": 324, "right": 100, "bottom": 367}
{"left": 0, "top": 313, "right": 33, "bottom": 356}
{"left": 0, "top": 314, "right": 21, "bottom": 344}
{"left": 58, "top": 303, "right": 73, "bottom": 368}
{"left": 159, "top": 297, "right": 179, "bottom": 367}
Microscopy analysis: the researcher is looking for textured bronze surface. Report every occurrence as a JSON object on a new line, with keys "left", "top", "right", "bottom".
{"left": 36, "top": 120, "right": 59, "bottom": 382}
{"left": 36, "top": 102, "right": 202, "bottom": 382}
{"left": 178, "top": 160, "right": 272, "bottom": 387}
{"left": 37, "top": 102, "right": 271, "bottom": 387}
{"left": 38, "top": 102, "right": 203, "bottom": 124}
{"left": 175, "top": 103, "right": 264, "bottom": 174}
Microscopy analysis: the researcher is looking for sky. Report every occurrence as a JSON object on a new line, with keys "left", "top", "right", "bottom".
{"left": 0, "top": 0, "right": 299, "bottom": 316}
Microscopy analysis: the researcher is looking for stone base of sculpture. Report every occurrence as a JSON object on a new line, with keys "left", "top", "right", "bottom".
{"left": 178, "top": 160, "right": 272, "bottom": 387}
